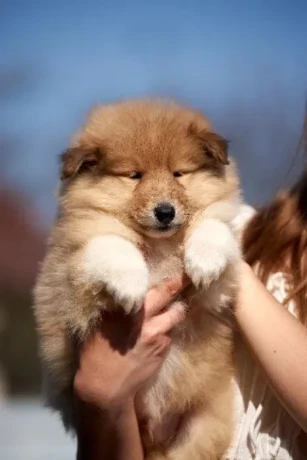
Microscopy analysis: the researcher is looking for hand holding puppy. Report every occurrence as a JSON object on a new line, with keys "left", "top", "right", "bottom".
{"left": 74, "top": 275, "right": 187, "bottom": 408}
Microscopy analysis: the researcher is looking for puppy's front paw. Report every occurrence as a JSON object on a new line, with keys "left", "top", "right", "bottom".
{"left": 83, "top": 235, "right": 149, "bottom": 314}
{"left": 184, "top": 219, "right": 240, "bottom": 289}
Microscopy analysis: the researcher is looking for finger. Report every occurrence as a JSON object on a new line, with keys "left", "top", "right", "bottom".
{"left": 148, "top": 334, "right": 172, "bottom": 357}
{"left": 144, "top": 274, "right": 190, "bottom": 319}
{"left": 144, "top": 301, "right": 186, "bottom": 336}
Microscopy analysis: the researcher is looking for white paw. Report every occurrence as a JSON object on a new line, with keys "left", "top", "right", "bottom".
{"left": 83, "top": 235, "right": 149, "bottom": 314}
{"left": 185, "top": 219, "right": 240, "bottom": 289}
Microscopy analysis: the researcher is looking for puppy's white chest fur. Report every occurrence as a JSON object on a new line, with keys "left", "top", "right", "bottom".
{"left": 140, "top": 240, "right": 187, "bottom": 420}
{"left": 147, "top": 239, "right": 183, "bottom": 286}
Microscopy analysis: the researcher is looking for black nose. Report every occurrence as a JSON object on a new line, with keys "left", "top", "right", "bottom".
{"left": 154, "top": 202, "right": 176, "bottom": 225}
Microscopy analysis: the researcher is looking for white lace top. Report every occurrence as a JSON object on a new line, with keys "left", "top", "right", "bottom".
{"left": 225, "top": 205, "right": 303, "bottom": 460}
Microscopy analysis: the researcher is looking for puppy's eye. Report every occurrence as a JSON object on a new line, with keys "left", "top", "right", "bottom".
{"left": 173, "top": 172, "right": 183, "bottom": 178}
{"left": 129, "top": 172, "right": 142, "bottom": 180}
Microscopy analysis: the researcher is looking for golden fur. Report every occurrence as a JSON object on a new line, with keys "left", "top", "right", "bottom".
{"left": 33, "top": 99, "right": 242, "bottom": 459}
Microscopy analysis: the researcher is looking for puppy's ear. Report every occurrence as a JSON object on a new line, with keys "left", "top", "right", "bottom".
{"left": 201, "top": 131, "right": 229, "bottom": 165}
{"left": 60, "top": 147, "right": 101, "bottom": 180}
{"left": 189, "top": 124, "right": 229, "bottom": 165}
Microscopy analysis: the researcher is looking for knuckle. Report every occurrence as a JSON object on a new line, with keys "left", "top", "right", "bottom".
{"left": 142, "top": 326, "right": 157, "bottom": 343}
{"left": 156, "top": 334, "right": 171, "bottom": 352}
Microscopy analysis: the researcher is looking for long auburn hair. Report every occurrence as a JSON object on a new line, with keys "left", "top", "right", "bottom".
{"left": 242, "top": 114, "right": 307, "bottom": 325}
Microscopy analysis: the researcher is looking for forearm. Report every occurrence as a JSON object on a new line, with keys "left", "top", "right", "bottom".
{"left": 236, "top": 262, "right": 307, "bottom": 432}
{"left": 76, "top": 398, "right": 144, "bottom": 460}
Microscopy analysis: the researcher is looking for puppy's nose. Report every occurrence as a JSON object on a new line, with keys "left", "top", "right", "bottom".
{"left": 154, "top": 202, "right": 176, "bottom": 225}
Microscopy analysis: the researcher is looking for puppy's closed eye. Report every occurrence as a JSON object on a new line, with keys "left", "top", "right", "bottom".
{"left": 129, "top": 172, "right": 143, "bottom": 180}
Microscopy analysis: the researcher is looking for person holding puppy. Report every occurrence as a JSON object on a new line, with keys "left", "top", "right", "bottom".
{"left": 74, "top": 151, "right": 307, "bottom": 458}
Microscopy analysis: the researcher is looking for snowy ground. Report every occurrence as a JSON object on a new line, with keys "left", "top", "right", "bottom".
{"left": 0, "top": 398, "right": 76, "bottom": 460}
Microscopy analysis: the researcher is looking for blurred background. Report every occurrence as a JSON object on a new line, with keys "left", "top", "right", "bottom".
{"left": 1, "top": 0, "right": 307, "bottom": 458}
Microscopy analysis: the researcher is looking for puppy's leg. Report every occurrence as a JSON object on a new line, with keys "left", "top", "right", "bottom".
{"left": 184, "top": 218, "right": 240, "bottom": 290}
{"left": 81, "top": 234, "right": 149, "bottom": 314}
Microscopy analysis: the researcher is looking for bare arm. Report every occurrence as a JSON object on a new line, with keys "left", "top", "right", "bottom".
{"left": 236, "top": 261, "right": 307, "bottom": 432}
{"left": 75, "top": 398, "right": 143, "bottom": 460}
{"left": 74, "top": 275, "right": 188, "bottom": 460}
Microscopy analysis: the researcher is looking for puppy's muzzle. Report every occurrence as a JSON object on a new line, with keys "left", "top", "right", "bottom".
{"left": 154, "top": 202, "right": 176, "bottom": 225}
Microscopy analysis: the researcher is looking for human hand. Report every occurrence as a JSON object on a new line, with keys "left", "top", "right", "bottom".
{"left": 74, "top": 274, "right": 188, "bottom": 410}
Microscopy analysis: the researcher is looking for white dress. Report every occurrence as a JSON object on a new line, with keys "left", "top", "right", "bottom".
{"left": 224, "top": 205, "right": 303, "bottom": 460}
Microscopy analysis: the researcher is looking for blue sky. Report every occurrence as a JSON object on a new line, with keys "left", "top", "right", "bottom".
{"left": 1, "top": 0, "right": 307, "bottom": 225}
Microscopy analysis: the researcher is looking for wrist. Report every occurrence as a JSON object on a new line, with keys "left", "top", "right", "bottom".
{"left": 101, "top": 395, "right": 135, "bottom": 417}
{"left": 76, "top": 390, "right": 135, "bottom": 422}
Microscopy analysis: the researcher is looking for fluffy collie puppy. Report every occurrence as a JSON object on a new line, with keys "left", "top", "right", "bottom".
{"left": 33, "top": 99, "right": 242, "bottom": 460}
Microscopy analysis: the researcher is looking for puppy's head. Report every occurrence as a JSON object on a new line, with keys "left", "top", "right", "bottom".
{"left": 60, "top": 99, "right": 238, "bottom": 238}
